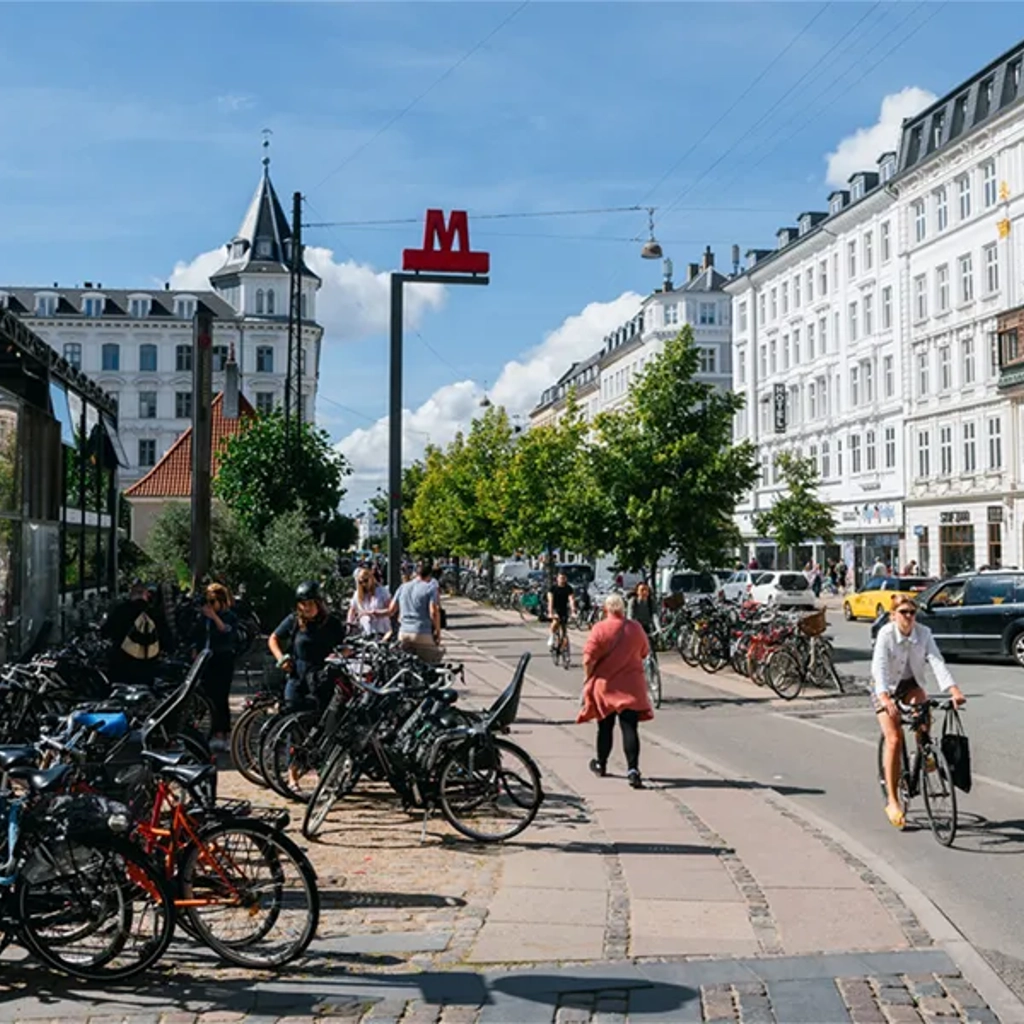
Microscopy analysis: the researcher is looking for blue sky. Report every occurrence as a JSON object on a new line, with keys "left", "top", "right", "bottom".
{"left": 1, "top": 2, "right": 1021, "bottom": 509}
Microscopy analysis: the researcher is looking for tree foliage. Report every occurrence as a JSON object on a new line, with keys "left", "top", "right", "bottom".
{"left": 215, "top": 410, "right": 351, "bottom": 539}
{"left": 752, "top": 451, "right": 836, "bottom": 553}
{"left": 593, "top": 327, "right": 758, "bottom": 584}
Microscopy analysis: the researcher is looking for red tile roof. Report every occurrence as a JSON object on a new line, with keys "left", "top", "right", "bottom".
{"left": 125, "top": 392, "right": 255, "bottom": 498}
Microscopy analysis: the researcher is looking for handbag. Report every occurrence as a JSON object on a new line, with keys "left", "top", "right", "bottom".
{"left": 941, "top": 706, "right": 972, "bottom": 793}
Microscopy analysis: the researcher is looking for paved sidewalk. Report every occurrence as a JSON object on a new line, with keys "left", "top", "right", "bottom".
{"left": 0, "top": 603, "right": 1018, "bottom": 1023}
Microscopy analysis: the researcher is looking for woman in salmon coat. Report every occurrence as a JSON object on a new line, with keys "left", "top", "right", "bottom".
{"left": 577, "top": 592, "right": 653, "bottom": 788}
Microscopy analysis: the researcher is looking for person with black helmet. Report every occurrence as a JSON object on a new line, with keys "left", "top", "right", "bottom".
{"left": 268, "top": 581, "right": 347, "bottom": 709}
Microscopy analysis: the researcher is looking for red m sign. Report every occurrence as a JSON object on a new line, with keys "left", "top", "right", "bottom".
{"left": 402, "top": 209, "right": 490, "bottom": 274}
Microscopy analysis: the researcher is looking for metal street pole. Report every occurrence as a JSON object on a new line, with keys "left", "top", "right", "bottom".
{"left": 190, "top": 307, "right": 214, "bottom": 589}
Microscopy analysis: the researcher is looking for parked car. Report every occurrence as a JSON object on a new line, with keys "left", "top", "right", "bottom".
{"left": 659, "top": 569, "right": 722, "bottom": 607}
{"left": 556, "top": 563, "right": 595, "bottom": 589}
{"left": 720, "top": 570, "right": 766, "bottom": 603}
{"left": 880, "top": 570, "right": 1024, "bottom": 666}
{"left": 843, "top": 576, "right": 936, "bottom": 622}
{"left": 749, "top": 571, "right": 817, "bottom": 609}
{"left": 496, "top": 561, "right": 532, "bottom": 583}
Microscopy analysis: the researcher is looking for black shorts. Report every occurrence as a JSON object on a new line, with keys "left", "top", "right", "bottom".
{"left": 552, "top": 610, "right": 569, "bottom": 626}
{"left": 872, "top": 678, "right": 920, "bottom": 713}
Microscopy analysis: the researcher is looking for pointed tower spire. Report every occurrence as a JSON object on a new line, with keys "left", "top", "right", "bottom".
{"left": 261, "top": 128, "right": 272, "bottom": 172}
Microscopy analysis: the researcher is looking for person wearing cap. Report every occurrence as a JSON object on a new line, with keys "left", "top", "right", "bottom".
{"left": 870, "top": 593, "right": 966, "bottom": 830}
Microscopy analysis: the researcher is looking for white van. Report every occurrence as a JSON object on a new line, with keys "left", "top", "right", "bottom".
{"left": 495, "top": 561, "right": 532, "bottom": 583}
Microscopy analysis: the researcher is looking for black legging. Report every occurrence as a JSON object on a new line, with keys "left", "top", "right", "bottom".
{"left": 202, "top": 651, "right": 235, "bottom": 736}
{"left": 596, "top": 709, "right": 640, "bottom": 772}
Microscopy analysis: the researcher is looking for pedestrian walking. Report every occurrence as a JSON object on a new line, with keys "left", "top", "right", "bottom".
{"left": 902, "top": 559, "right": 918, "bottom": 575}
{"left": 836, "top": 561, "right": 848, "bottom": 593}
{"left": 577, "top": 592, "right": 653, "bottom": 789}
{"left": 195, "top": 582, "right": 237, "bottom": 753}
{"left": 348, "top": 568, "right": 391, "bottom": 637}
{"left": 871, "top": 557, "right": 887, "bottom": 578}
{"left": 389, "top": 557, "right": 444, "bottom": 663}
{"left": 812, "top": 564, "right": 823, "bottom": 599}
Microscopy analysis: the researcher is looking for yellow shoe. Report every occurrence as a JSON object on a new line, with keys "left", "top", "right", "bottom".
{"left": 886, "top": 804, "right": 906, "bottom": 830}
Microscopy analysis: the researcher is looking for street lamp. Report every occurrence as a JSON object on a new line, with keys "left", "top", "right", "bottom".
{"left": 640, "top": 207, "right": 663, "bottom": 260}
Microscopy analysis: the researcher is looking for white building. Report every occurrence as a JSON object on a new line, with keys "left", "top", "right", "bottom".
{"left": 728, "top": 38, "right": 1024, "bottom": 579}
{"left": 0, "top": 156, "right": 322, "bottom": 484}
{"left": 531, "top": 248, "right": 734, "bottom": 427}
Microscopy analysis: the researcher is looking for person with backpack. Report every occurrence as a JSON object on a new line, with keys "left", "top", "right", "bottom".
{"left": 268, "top": 581, "right": 347, "bottom": 710}
{"left": 101, "top": 580, "right": 171, "bottom": 687}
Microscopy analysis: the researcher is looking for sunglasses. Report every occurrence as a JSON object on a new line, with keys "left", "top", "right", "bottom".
{"left": 896, "top": 608, "right": 917, "bottom": 618}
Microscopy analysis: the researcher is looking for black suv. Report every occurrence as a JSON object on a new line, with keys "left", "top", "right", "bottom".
{"left": 898, "top": 571, "right": 1024, "bottom": 666}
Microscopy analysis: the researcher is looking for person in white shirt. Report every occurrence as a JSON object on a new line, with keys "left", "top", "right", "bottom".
{"left": 347, "top": 569, "right": 391, "bottom": 637}
{"left": 870, "top": 594, "right": 966, "bottom": 830}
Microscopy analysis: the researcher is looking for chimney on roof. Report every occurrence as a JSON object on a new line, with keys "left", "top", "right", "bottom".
{"left": 84, "top": 281, "right": 92, "bottom": 289}
{"left": 687, "top": 263, "right": 700, "bottom": 282}
{"left": 662, "top": 257, "right": 673, "bottom": 292}
{"left": 164, "top": 282, "right": 170, "bottom": 291}
{"left": 97, "top": 283, "right": 102, "bottom": 289}
{"left": 224, "top": 343, "right": 239, "bottom": 420}
{"left": 731, "top": 244, "right": 740, "bottom": 276}
{"left": 52, "top": 282, "right": 58, "bottom": 288}
{"left": 702, "top": 246, "right": 714, "bottom": 271}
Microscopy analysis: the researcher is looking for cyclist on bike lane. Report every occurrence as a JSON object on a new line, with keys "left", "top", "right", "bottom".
{"left": 547, "top": 572, "right": 576, "bottom": 649}
{"left": 626, "top": 581, "right": 657, "bottom": 638}
{"left": 871, "top": 593, "right": 966, "bottom": 830}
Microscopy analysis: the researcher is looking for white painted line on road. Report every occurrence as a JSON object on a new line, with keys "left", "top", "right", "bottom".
{"left": 996, "top": 690, "right": 1024, "bottom": 703}
{"left": 773, "top": 710, "right": 1024, "bottom": 800}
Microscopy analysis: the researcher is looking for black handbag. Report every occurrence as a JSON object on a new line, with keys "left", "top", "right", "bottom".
{"left": 941, "top": 707, "right": 972, "bottom": 793}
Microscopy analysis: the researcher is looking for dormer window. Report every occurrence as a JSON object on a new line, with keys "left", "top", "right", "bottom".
{"left": 829, "top": 194, "right": 844, "bottom": 215}
{"left": 850, "top": 177, "right": 864, "bottom": 201}
{"left": 129, "top": 296, "right": 150, "bottom": 319}
{"left": 930, "top": 111, "right": 945, "bottom": 151}
{"left": 175, "top": 297, "right": 195, "bottom": 319}
{"left": 879, "top": 154, "right": 896, "bottom": 183}
{"left": 232, "top": 240, "right": 247, "bottom": 260}
{"left": 35, "top": 294, "right": 56, "bottom": 316}
{"left": 256, "top": 239, "right": 273, "bottom": 259}
{"left": 82, "top": 296, "right": 104, "bottom": 317}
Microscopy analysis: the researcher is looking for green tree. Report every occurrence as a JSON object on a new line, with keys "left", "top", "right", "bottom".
{"left": 215, "top": 409, "right": 351, "bottom": 539}
{"left": 752, "top": 451, "right": 835, "bottom": 558}
{"left": 593, "top": 327, "right": 758, "bottom": 588}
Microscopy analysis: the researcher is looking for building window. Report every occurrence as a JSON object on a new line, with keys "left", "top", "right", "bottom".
{"left": 101, "top": 343, "right": 120, "bottom": 372}
{"left": 847, "top": 241, "right": 856, "bottom": 279}
{"left": 988, "top": 417, "right": 1003, "bottom": 469}
{"left": 138, "top": 391, "right": 157, "bottom": 419}
{"left": 806, "top": 267, "right": 814, "bottom": 303}
{"left": 738, "top": 348, "right": 746, "bottom": 385}
{"left": 761, "top": 455, "right": 770, "bottom": 486}
{"left": 850, "top": 433, "right": 862, "bottom": 474}
{"left": 808, "top": 381, "right": 817, "bottom": 420}
{"left": 863, "top": 293, "right": 874, "bottom": 336}
{"left": 914, "top": 200, "right": 926, "bottom": 242}
{"left": 175, "top": 298, "right": 195, "bottom": 319}
{"left": 983, "top": 161, "right": 997, "bottom": 208}
{"left": 914, "top": 275, "right": 927, "bottom": 320}
{"left": 806, "top": 322, "right": 815, "bottom": 359}
{"left": 819, "top": 316, "right": 828, "bottom": 353}
{"left": 881, "top": 286, "right": 892, "bottom": 329}
{"left": 884, "top": 354, "right": 894, "bottom": 398}
{"left": 212, "top": 345, "right": 228, "bottom": 372}
{"left": 935, "top": 187, "right": 948, "bottom": 231}
{"left": 256, "top": 345, "right": 275, "bottom": 373}
{"left": 781, "top": 284, "right": 789, "bottom": 315}
{"left": 865, "top": 429, "right": 877, "bottom": 471}
{"left": 817, "top": 374, "right": 828, "bottom": 417}
{"left": 958, "top": 254, "right": 974, "bottom": 304}
{"left": 884, "top": 425, "right": 896, "bottom": 469}
{"left": 770, "top": 290, "right": 777, "bottom": 320}
{"left": 936, "top": 264, "right": 950, "bottom": 313}
{"left": 176, "top": 344, "right": 192, "bottom": 372}
{"left": 738, "top": 302, "right": 748, "bottom": 332}
{"left": 880, "top": 221, "right": 891, "bottom": 262}
{"left": 837, "top": 438, "right": 843, "bottom": 477}
{"left": 759, "top": 294, "right": 766, "bottom": 324}
{"left": 255, "top": 391, "right": 275, "bottom": 416}
{"left": 958, "top": 175, "right": 972, "bottom": 219}
{"left": 917, "top": 350, "right": 929, "bottom": 396}
{"left": 256, "top": 289, "right": 264, "bottom": 315}
{"left": 663, "top": 302, "right": 679, "bottom": 326}
{"left": 850, "top": 365, "right": 859, "bottom": 406}
{"left": 35, "top": 295, "right": 56, "bottom": 316}
{"left": 988, "top": 523, "right": 1002, "bottom": 568}
{"left": 917, "top": 430, "right": 930, "bottom": 478}
{"left": 139, "top": 343, "right": 157, "bottom": 373}
{"left": 63, "top": 342, "right": 81, "bottom": 369}
{"left": 83, "top": 296, "right": 104, "bottom": 317}
{"left": 793, "top": 275, "right": 801, "bottom": 308}
{"left": 984, "top": 243, "right": 999, "bottom": 293}
{"left": 792, "top": 328, "right": 801, "bottom": 364}
{"left": 699, "top": 347, "right": 717, "bottom": 374}
{"left": 962, "top": 338, "right": 975, "bottom": 385}
{"left": 821, "top": 440, "right": 830, "bottom": 479}
{"left": 138, "top": 439, "right": 156, "bottom": 468}
{"left": 699, "top": 302, "right": 716, "bottom": 325}
{"left": 849, "top": 301, "right": 858, "bottom": 342}
{"left": 175, "top": 391, "right": 192, "bottom": 419}
{"left": 963, "top": 421, "right": 977, "bottom": 473}
{"left": 863, "top": 359, "right": 874, "bottom": 402}
{"left": 819, "top": 260, "right": 828, "bottom": 295}
{"left": 939, "top": 344, "right": 951, "bottom": 390}
{"left": 129, "top": 297, "right": 149, "bottom": 318}
{"left": 939, "top": 425, "right": 953, "bottom": 475}
{"left": 769, "top": 339, "right": 777, "bottom": 374}
{"left": 782, "top": 336, "right": 790, "bottom": 372}
{"left": 267, "top": 289, "right": 276, "bottom": 315}
{"left": 863, "top": 231, "right": 873, "bottom": 271}
{"left": 759, "top": 344, "right": 767, "bottom": 378}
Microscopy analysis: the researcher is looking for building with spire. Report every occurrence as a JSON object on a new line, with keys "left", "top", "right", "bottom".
{"left": 0, "top": 152, "right": 322, "bottom": 486}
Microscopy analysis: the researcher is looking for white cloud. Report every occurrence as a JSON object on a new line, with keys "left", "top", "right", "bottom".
{"left": 825, "top": 86, "right": 936, "bottom": 188}
{"left": 216, "top": 94, "right": 255, "bottom": 114}
{"left": 168, "top": 245, "right": 446, "bottom": 344}
{"left": 334, "top": 291, "right": 642, "bottom": 511}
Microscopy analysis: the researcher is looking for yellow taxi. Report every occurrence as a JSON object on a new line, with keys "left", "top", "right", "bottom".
{"left": 843, "top": 575, "right": 935, "bottom": 622}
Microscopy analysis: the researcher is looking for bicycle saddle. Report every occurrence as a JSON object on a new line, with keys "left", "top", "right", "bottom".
{"left": 9, "top": 763, "right": 71, "bottom": 794}
{"left": 140, "top": 749, "right": 192, "bottom": 770}
{"left": 153, "top": 760, "right": 216, "bottom": 790}
{"left": 0, "top": 746, "right": 41, "bottom": 770}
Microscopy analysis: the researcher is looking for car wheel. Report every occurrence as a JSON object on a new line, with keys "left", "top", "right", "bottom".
{"left": 843, "top": 602, "right": 854, "bottom": 621}
{"left": 1012, "top": 631, "right": 1024, "bottom": 669}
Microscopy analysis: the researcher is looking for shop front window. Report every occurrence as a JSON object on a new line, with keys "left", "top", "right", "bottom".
{"left": 918, "top": 527, "right": 930, "bottom": 576}
{"left": 987, "top": 523, "right": 1002, "bottom": 569}
{"left": 940, "top": 524, "right": 975, "bottom": 576}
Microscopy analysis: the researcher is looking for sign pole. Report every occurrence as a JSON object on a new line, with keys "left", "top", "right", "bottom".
{"left": 387, "top": 210, "right": 490, "bottom": 596}
{"left": 190, "top": 308, "right": 214, "bottom": 589}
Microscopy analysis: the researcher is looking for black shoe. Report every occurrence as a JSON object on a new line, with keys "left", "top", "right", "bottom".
{"left": 589, "top": 758, "right": 607, "bottom": 777}
{"left": 628, "top": 769, "right": 644, "bottom": 789}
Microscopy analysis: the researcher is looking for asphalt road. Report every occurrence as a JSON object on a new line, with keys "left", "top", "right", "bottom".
{"left": 447, "top": 602, "right": 1024, "bottom": 1002}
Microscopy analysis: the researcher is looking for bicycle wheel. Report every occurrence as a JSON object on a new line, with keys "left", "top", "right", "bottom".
{"left": 920, "top": 743, "right": 957, "bottom": 846}
{"left": 19, "top": 835, "right": 174, "bottom": 982}
{"left": 764, "top": 647, "right": 803, "bottom": 700}
{"left": 179, "top": 819, "right": 319, "bottom": 969}
{"left": 678, "top": 625, "right": 699, "bottom": 666}
{"left": 301, "top": 746, "right": 359, "bottom": 840}
{"left": 261, "top": 712, "right": 321, "bottom": 803}
{"left": 698, "top": 633, "right": 728, "bottom": 673}
{"left": 810, "top": 639, "right": 844, "bottom": 693}
{"left": 561, "top": 635, "right": 572, "bottom": 670}
{"left": 439, "top": 737, "right": 543, "bottom": 843}
{"left": 183, "top": 691, "right": 214, "bottom": 740}
{"left": 231, "top": 701, "right": 276, "bottom": 788}
{"left": 645, "top": 656, "right": 662, "bottom": 710}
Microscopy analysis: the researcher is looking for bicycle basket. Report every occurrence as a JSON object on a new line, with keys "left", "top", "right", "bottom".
{"left": 798, "top": 609, "right": 827, "bottom": 637}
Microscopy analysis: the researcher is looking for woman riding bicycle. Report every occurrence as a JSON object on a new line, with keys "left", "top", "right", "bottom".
{"left": 626, "top": 581, "right": 657, "bottom": 637}
{"left": 268, "top": 581, "right": 347, "bottom": 710}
